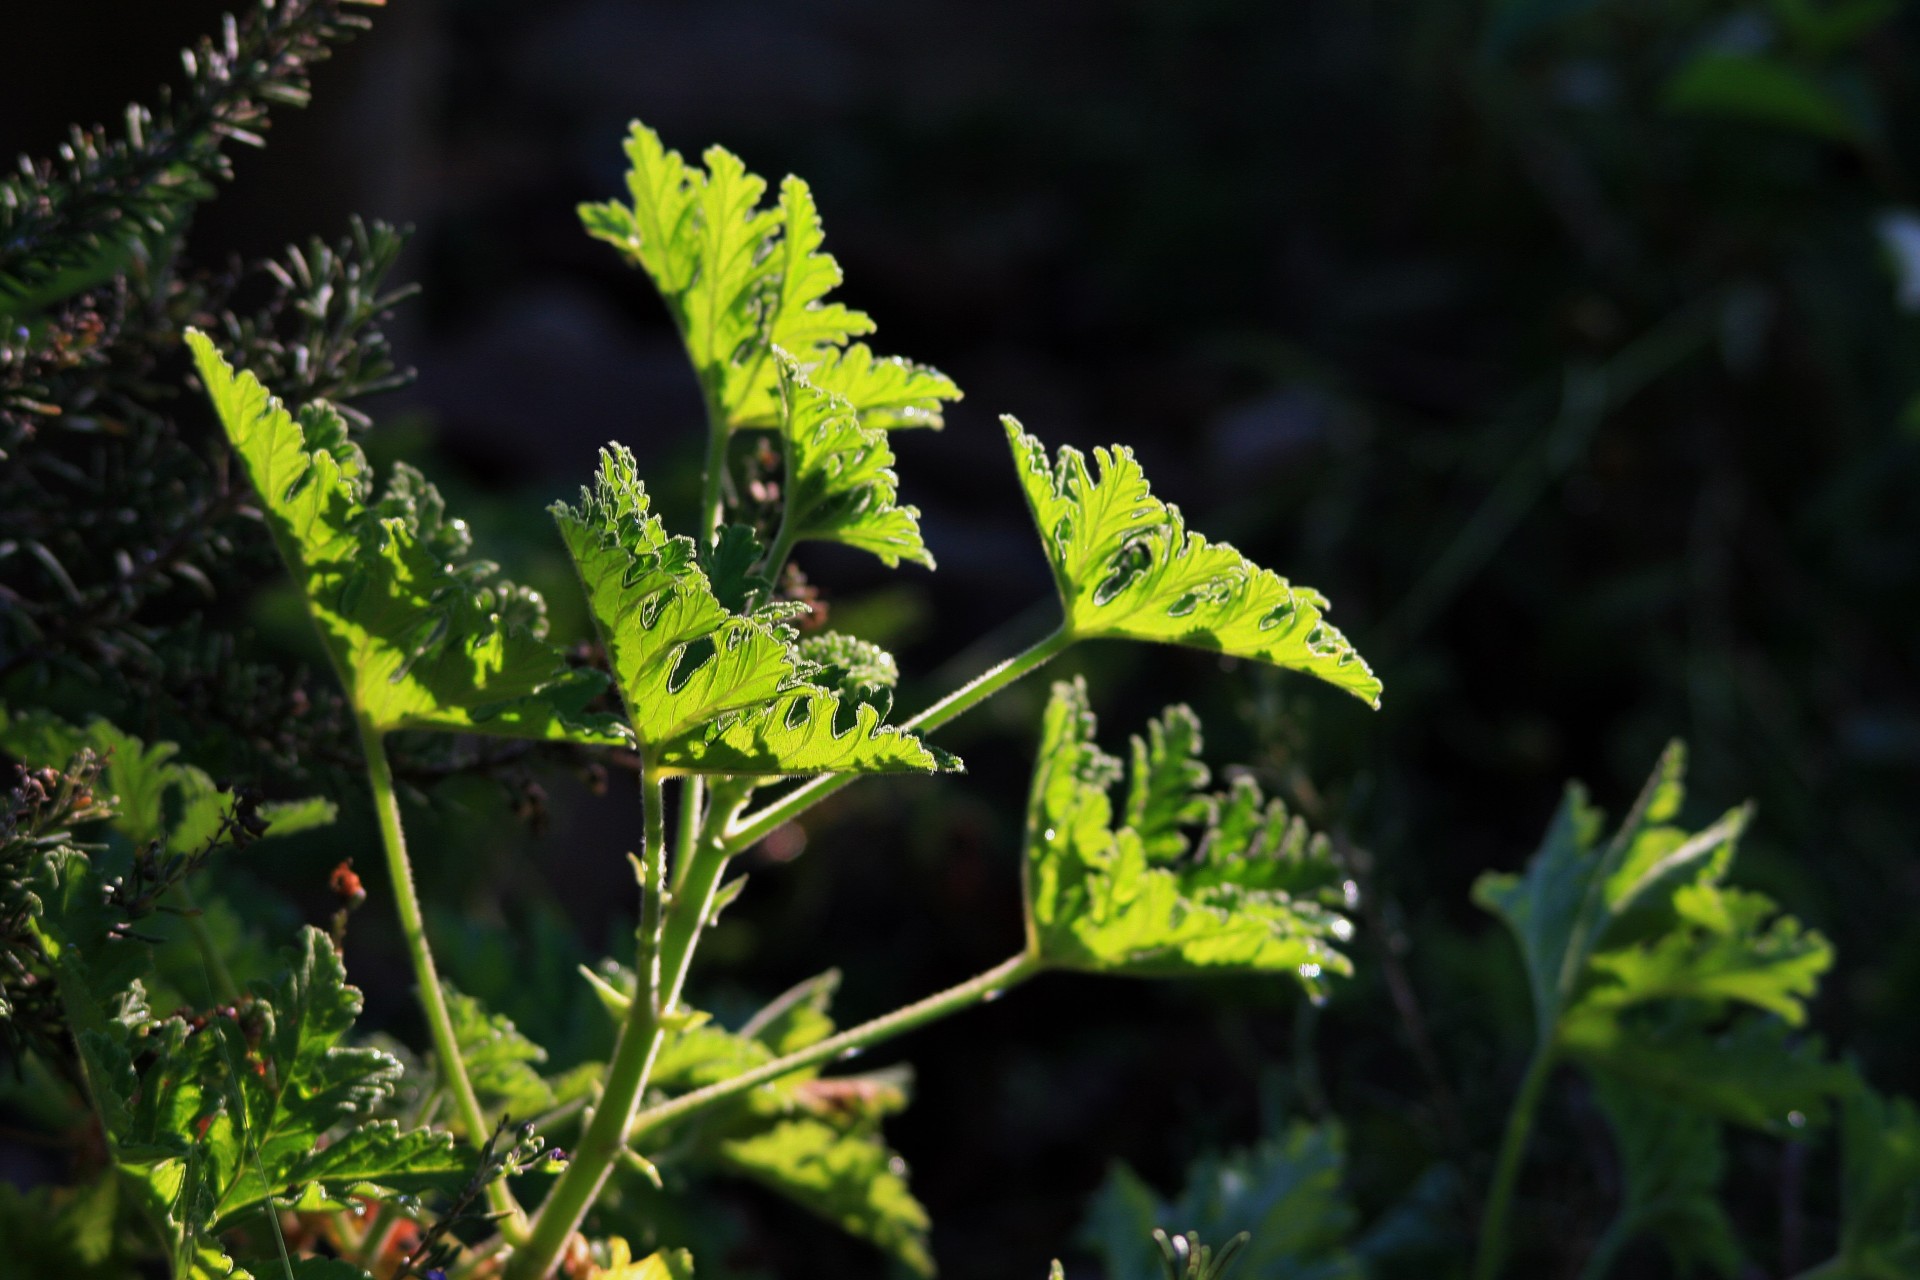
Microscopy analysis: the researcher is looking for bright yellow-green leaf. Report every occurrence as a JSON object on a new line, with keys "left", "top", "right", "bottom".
{"left": 579, "top": 122, "right": 959, "bottom": 433}
{"left": 1005, "top": 422, "right": 1381, "bottom": 707}
{"left": 1022, "top": 680, "right": 1353, "bottom": 986}
{"left": 773, "top": 356, "right": 932, "bottom": 569}
{"left": 553, "top": 445, "right": 953, "bottom": 777}
{"left": 186, "top": 331, "right": 617, "bottom": 742}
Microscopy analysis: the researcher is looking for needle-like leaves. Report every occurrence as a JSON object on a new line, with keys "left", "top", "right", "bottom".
{"left": 580, "top": 122, "right": 959, "bottom": 433}
{"left": 186, "top": 331, "right": 617, "bottom": 742}
{"left": 1021, "top": 680, "right": 1353, "bottom": 987}
{"left": 1005, "top": 422, "right": 1381, "bottom": 708}
{"left": 553, "top": 444, "right": 952, "bottom": 777}
{"left": 773, "top": 356, "right": 932, "bottom": 569}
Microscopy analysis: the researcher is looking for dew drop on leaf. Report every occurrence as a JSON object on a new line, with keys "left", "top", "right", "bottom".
{"left": 1788, "top": 1110, "right": 1807, "bottom": 1128}
{"left": 1331, "top": 918, "right": 1354, "bottom": 942}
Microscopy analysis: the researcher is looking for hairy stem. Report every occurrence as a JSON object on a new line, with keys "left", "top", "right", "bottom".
{"left": 722, "top": 627, "right": 1075, "bottom": 856}
{"left": 358, "top": 718, "right": 525, "bottom": 1240}
{"left": 628, "top": 952, "right": 1041, "bottom": 1142}
{"left": 1473, "top": 1042, "right": 1557, "bottom": 1280}
{"left": 509, "top": 769, "right": 669, "bottom": 1280}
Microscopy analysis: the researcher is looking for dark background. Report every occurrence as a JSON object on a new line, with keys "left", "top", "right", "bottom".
{"left": 5, "top": 2, "right": 1919, "bottom": 1276}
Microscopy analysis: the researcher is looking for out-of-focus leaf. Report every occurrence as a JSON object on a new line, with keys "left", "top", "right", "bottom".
{"left": 1663, "top": 53, "right": 1865, "bottom": 144}
{"left": 1591, "top": 1080, "right": 1742, "bottom": 1277}
{"left": 1082, "top": 1122, "right": 1362, "bottom": 1280}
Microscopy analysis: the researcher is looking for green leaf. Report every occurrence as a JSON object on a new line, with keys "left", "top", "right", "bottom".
{"left": 1022, "top": 680, "right": 1353, "bottom": 987}
{"left": 553, "top": 445, "right": 953, "bottom": 777}
{"left": 774, "top": 356, "right": 932, "bottom": 569}
{"left": 1005, "top": 422, "right": 1381, "bottom": 707}
{"left": 444, "top": 982, "right": 556, "bottom": 1123}
{"left": 639, "top": 978, "right": 931, "bottom": 1275}
{"left": 186, "top": 331, "right": 617, "bottom": 743}
{"left": 1663, "top": 53, "right": 1866, "bottom": 144}
{"left": 1829, "top": 1081, "right": 1920, "bottom": 1276}
{"left": 718, "top": 1116, "right": 931, "bottom": 1277}
{"left": 1590, "top": 1080, "right": 1742, "bottom": 1278}
{"left": 0, "top": 707, "right": 337, "bottom": 855}
{"left": 1082, "top": 1122, "right": 1362, "bottom": 1280}
{"left": 580, "top": 123, "right": 959, "bottom": 434}
{"left": 1559, "top": 1011, "right": 1845, "bottom": 1134}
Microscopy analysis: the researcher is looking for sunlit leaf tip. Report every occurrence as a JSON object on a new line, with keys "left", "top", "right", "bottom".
{"left": 773, "top": 353, "right": 933, "bottom": 570}
{"left": 1022, "top": 679, "right": 1354, "bottom": 985}
{"left": 184, "top": 329, "right": 618, "bottom": 743}
{"left": 1003, "top": 419, "right": 1381, "bottom": 709}
{"left": 579, "top": 120, "right": 960, "bottom": 433}
{"left": 553, "top": 443, "right": 956, "bottom": 777}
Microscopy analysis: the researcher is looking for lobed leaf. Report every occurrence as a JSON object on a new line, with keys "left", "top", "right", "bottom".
{"left": 1005, "top": 422, "right": 1381, "bottom": 707}
{"left": 553, "top": 444, "right": 952, "bottom": 777}
{"left": 1591, "top": 1081, "right": 1742, "bottom": 1278}
{"left": 444, "top": 983, "right": 556, "bottom": 1126}
{"left": 631, "top": 972, "right": 930, "bottom": 1274}
{"left": 1830, "top": 1081, "right": 1920, "bottom": 1276}
{"left": 1021, "top": 680, "right": 1352, "bottom": 988}
{"left": 774, "top": 356, "right": 932, "bottom": 569}
{"left": 580, "top": 123, "right": 959, "bottom": 434}
{"left": 1082, "top": 1121, "right": 1362, "bottom": 1280}
{"left": 186, "top": 331, "right": 618, "bottom": 742}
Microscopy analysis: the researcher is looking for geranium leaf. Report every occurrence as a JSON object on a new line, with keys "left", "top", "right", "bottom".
{"left": 1590, "top": 1081, "right": 1742, "bottom": 1279}
{"left": 1005, "top": 421, "right": 1381, "bottom": 707}
{"left": 774, "top": 356, "right": 932, "bottom": 569}
{"left": 186, "top": 331, "right": 618, "bottom": 743}
{"left": 579, "top": 122, "right": 959, "bottom": 434}
{"left": 1022, "top": 679, "right": 1352, "bottom": 988}
{"left": 553, "top": 445, "right": 953, "bottom": 777}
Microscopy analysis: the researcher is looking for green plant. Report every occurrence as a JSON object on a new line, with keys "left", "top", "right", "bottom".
{"left": 5, "top": 21, "right": 1919, "bottom": 1278}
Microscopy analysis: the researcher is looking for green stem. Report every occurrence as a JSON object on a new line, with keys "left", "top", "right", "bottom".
{"left": 1473, "top": 1041, "right": 1557, "bottom": 1280}
{"left": 357, "top": 718, "right": 525, "bottom": 1241}
{"left": 175, "top": 880, "right": 239, "bottom": 1005}
{"left": 670, "top": 777, "right": 703, "bottom": 895}
{"left": 722, "top": 627, "right": 1075, "bottom": 857}
{"left": 698, "top": 408, "right": 731, "bottom": 544}
{"left": 509, "top": 769, "right": 670, "bottom": 1280}
{"left": 758, "top": 516, "right": 802, "bottom": 592}
{"left": 629, "top": 952, "right": 1040, "bottom": 1142}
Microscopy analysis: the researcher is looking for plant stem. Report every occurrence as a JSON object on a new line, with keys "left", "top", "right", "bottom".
{"left": 509, "top": 769, "right": 669, "bottom": 1280}
{"left": 722, "top": 627, "right": 1074, "bottom": 857}
{"left": 1473, "top": 1041, "right": 1557, "bottom": 1280}
{"left": 628, "top": 952, "right": 1040, "bottom": 1142}
{"left": 175, "top": 880, "right": 240, "bottom": 1005}
{"left": 670, "top": 776, "right": 703, "bottom": 895}
{"left": 358, "top": 717, "right": 525, "bottom": 1241}
{"left": 697, "top": 405, "right": 731, "bottom": 544}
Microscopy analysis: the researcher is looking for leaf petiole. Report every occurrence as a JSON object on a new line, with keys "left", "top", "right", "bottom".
{"left": 627, "top": 951, "right": 1041, "bottom": 1143}
{"left": 721, "top": 627, "right": 1075, "bottom": 857}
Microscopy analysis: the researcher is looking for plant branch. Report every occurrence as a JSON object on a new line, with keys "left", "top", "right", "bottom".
{"left": 628, "top": 951, "right": 1041, "bottom": 1142}
{"left": 1473, "top": 1040, "right": 1557, "bottom": 1280}
{"left": 722, "top": 626, "right": 1074, "bottom": 856}
{"left": 358, "top": 717, "right": 525, "bottom": 1241}
{"left": 508, "top": 768, "right": 670, "bottom": 1280}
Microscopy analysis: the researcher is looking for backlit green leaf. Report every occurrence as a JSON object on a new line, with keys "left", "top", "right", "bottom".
{"left": 186, "top": 331, "right": 617, "bottom": 742}
{"left": 580, "top": 122, "right": 959, "bottom": 433}
{"left": 774, "top": 356, "right": 932, "bottom": 569}
{"left": 1005, "top": 422, "right": 1381, "bottom": 707}
{"left": 1022, "top": 680, "right": 1352, "bottom": 987}
{"left": 553, "top": 445, "right": 951, "bottom": 777}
